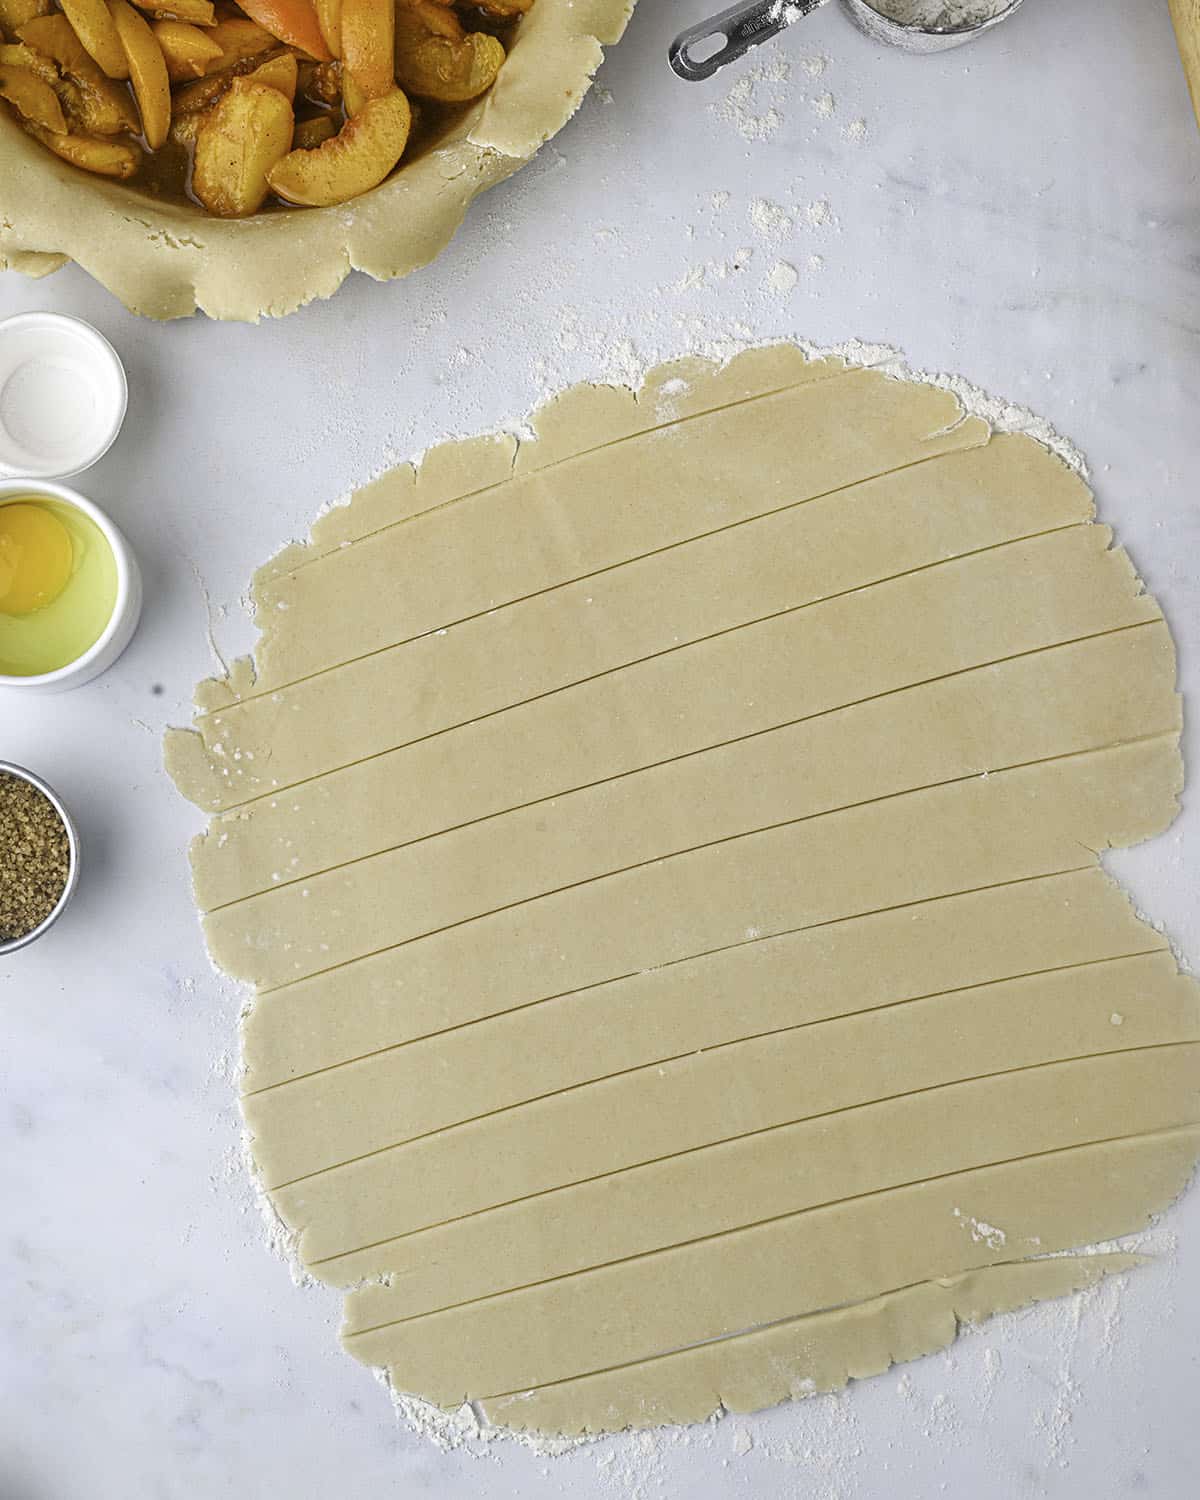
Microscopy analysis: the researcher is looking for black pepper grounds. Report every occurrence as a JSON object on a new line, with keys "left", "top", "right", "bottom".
{"left": 0, "top": 771, "right": 71, "bottom": 942}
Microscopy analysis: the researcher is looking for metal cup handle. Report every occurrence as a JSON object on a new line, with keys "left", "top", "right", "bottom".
{"left": 668, "top": 0, "right": 828, "bottom": 82}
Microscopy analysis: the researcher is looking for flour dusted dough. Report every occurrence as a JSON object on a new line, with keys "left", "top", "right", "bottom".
{"left": 166, "top": 348, "right": 1200, "bottom": 1435}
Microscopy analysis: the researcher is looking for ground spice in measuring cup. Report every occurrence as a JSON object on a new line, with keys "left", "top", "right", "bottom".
{"left": 0, "top": 770, "right": 71, "bottom": 941}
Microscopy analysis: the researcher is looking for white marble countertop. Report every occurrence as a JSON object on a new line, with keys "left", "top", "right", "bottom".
{"left": 3, "top": 1, "right": 1199, "bottom": 1495}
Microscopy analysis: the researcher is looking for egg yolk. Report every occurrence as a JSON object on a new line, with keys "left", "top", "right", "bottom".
{"left": 0, "top": 503, "right": 74, "bottom": 616}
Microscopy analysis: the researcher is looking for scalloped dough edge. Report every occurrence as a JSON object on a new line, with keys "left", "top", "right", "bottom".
{"left": 166, "top": 340, "right": 1091, "bottom": 732}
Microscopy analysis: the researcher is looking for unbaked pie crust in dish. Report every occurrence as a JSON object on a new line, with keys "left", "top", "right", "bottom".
{"left": 166, "top": 345, "right": 1200, "bottom": 1436}
{"left": 0, "top": 0, "right": 634, "bottom": 320}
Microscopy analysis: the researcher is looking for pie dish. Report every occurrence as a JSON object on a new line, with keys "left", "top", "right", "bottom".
{"left": 0, "top": 0, "right": 633, "bottom": 320}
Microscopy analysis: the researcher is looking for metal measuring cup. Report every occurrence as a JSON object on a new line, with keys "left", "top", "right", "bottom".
{"left": 669, "top": 0, "right": 1026, "bottom": 81}
{"left": 0, "top": 762, "right": 81, "bottom": 956}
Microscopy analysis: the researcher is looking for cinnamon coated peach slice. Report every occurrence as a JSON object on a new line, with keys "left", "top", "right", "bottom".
{"left": 25, "top": 120, "right": 141, "bottom": 176}
{"left": 18, "top": 13, "right": 139, "bottom": 132}
{"left": 313, "top": 0, "right": 340, "bottom": 57}
{"left": 341, "top": 0, "right": 392, "bottom": 98}
{"left": 59, "top": 0, "right": 129, "bottom": 79}
{"left": 152, "top": 19, "right": 222, "bottom": 81}
{"left": 247, "top": 47, "right": 297, "bottom": 99}
{"left": 0, "top": 60, "right": 66, "bottom": 131}
{"left": 395, "top": 30, "right": 502, "bottom": 103}
{"left": 267, "top": 84, "right": 409, "bottom": 206}
{"left": 237, "top": 0, "right": 330, "bottom": 60}
{"left": 110, "top": 0, "right": 170, "bottom": 147}
{"left": 134, "top": 0, "right": 215, "bottom": 22}
{"left": 192, "top": 75, "right": 294, "bottom": 216}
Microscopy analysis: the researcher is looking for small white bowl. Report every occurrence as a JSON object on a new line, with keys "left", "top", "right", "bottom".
{"left": 0, "top": 760, "right": 80, "bottom": 955}
{"left": 0, "top": 479, "right": 142, "bottom": 693}
{"left": 0, "top": 312, "right": 128, "bottom": 480}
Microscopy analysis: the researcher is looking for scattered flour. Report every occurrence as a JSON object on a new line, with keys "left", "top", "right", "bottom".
{"left": 711, "top": 69, "right": 785, "bottom": 143}
{"left": 979, "top": 1346, "right": 1002, "bottom": 1409}
{"left": 709, "top": 45, "right": 841, "bottom": 147}
{"left": 766, "top": 260, "right": 800, "bottom": 296}
{"left": 750, "top": 196, "right": 793, "bottom": 238}
{"left": 700, "top": 41, "right": 855, "bottom": 299}
{"left": 953, "top": 1207, "right": 1008, "bottom": 1250}
{"left": 923, "top": 1390, "right": 956, "bottom": 1437}
{"left": 672, "top": 263, "right": 706, "bottom": 294}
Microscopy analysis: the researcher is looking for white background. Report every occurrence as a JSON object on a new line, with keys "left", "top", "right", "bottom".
{"left": 2, "top": 1, "right": 1199, "bottom": 1495}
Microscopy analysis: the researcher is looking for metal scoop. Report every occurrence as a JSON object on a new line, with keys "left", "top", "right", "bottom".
{"left": 669, "top": 0, "right": 1025, "bottom": 80}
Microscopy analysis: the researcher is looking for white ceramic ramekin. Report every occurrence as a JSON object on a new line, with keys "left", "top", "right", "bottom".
{"left": 0, "top": 479, "right": 142, "bottom": 693}
{"left": 0, "top": 312, "right": 128, "bottom": 479}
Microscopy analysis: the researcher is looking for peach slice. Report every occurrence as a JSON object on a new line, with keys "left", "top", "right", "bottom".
{"left": 267, "top": 83, "right": 409, "bottom": 205}
{"left": 395, "top": 0, "right": 464, "bottom": 40}
{"left": 0, "top": 0, "right": 51, "bottom": 34}
{"left": 110, "top": 0, "right": 170, "bottom": 147}
{"left": 313, "top": 0, "right": 340, "bottom": 58}
{"left": 247, "top": 47, "right": 297, "bottom": 99}
{"left": 340, "top": 0, "right": 391, "bottom": 99}
{"left": 0, "top": 61, "right": 67, "bottom": 132}
{"left": 291, "top": 110, "right": 334, "bottom": 148}
{"left": 18, "top": 13, "right": 139, "bottom": 133}
{"left": 152, "top": 19, "right": 222, "bottom": 80}
{"left": 0, "top": 39, "right": 58, "bottom": 81}
{"left": 341, "top": 62, "right": 365, "bottom": 115}
{"left": 168, "top": 67, "right": 227, "bottom": 113}
{"left": 58, "top": 0, "right": 129, "bottom": 79}
{"left": 167, "top": 102, "right": 202, "bottom": 147}
{"left": 204, "top": 16, "right": 275, "bottom": 68}
{"left": 395, "top": 30, "right": 503, "bottom": 103}
{"left": 134, "top": 0, "right": 215, "bottom": 23}
{"left": 169, "top": 29, "right": 280, "bottom": 115}
{"left": 192, "top": 74, "right": 293, "bottom": 215}
{"left": 237, "top": 0, "right": 330, "bottom": 61}
{"left": 25, "top": 120, "right": 141, "bottom": 176}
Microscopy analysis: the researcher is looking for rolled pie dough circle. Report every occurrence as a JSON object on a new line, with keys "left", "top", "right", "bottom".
{"left": 166, "top": 345, "right": 1200, "bottom": 1436}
